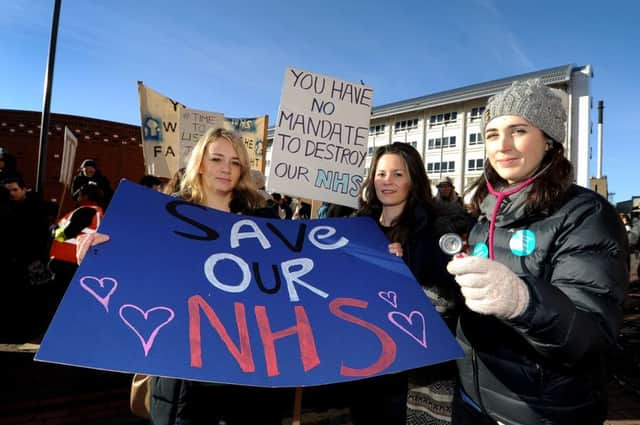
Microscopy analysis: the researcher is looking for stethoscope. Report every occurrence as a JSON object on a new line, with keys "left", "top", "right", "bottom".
{"left": 438, "top": 161, "right": 553, "bottom": 258}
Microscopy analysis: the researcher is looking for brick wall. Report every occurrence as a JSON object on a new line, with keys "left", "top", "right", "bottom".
{"left": 0, "top": 109, "right": 145, "bottom": 208}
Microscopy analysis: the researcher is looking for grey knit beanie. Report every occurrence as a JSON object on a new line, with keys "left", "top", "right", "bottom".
{"left": 482, "top": 79, "right": 567, "bottom": 144}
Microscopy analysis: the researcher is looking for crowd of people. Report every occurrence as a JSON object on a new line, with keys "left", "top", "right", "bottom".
{"left": 3, "top": 78, "right": 634, "bottom": 425}
{"left": 622, "top": 209, "right": 640, "bottom": 278}
{"left": 0, "top": 152, "right": 116, "bottom": 340}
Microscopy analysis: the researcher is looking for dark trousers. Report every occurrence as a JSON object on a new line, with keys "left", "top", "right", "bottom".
{"left": 349, "top": 373, "right": 407, "bottom": 425}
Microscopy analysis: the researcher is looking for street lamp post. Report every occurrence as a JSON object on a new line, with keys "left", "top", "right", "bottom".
{"left": 36, "top": 0, "right": 62, "bottom": 195}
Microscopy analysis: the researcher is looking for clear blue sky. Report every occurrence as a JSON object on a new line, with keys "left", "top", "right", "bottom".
{"left": 1, "top": 0, "right": 638, "bottom": 202}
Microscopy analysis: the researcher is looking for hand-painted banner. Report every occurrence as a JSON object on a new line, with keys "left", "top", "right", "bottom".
{"left": 138, "top": 82, "right": 186, "bottom": 178}
{"left": 60, "top": 126, "right": 78, "bottom": 186}
{"left": 36, "top": 180, "right": 462, "bottom": 387}
{"left": 179, "top": 108, "right": 224, "bottom": 169}
{"left": 268, "top": 68, "right": 373, "bottom": 208}
{"left": 224, "top": 116, "right": 268, "bottom": 173}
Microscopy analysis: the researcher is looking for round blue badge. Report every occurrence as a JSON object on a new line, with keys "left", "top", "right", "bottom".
{"left": 509, "top": 229, "right": 536, "bottom": 256}
{"left": 472, "top": 243, "right": 489, "bottom": 258}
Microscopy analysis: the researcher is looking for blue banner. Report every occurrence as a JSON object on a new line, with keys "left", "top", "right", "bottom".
{"left": 36, "top": 180, "right": 462, "bottom": 387}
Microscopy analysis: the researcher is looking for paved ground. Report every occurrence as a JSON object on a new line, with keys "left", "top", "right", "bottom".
{"left": 0, "top": 347, "right": 145, "bottom": 425}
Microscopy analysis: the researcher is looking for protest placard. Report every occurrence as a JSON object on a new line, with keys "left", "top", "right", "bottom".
{"left": 60, "top": 126, "right": 78, "bottom": 186}
{"left": 224, "top": 116, "right": 268, "bottom": 172}
{"left": 179, "top": 108, "right": 224, "bottom": 168}
{"left": 138, "top": 82, "right": 186, "bottom": 178}
{"left": 268, "top": 68, "right": 373, "bottom": 207}
{"left": 36, "top": 180, "right": 461, "bottom": 387}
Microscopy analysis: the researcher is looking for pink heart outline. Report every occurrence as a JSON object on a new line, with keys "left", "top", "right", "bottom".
{"left": 119, "top": 304, "right": 175, "bottom": 357}
{"left": 79, "top": 276, "right": 118, "bottom": 312}
{"left": 388, "top": 310, "right": 427, "bottom": 348}
{"left": 378, "top": 290, "right": 398, "bottom": 308}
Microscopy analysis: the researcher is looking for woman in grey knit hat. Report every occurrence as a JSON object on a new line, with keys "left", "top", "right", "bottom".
{"left": 446, "top": 79, "right": 628, "bottom": 424}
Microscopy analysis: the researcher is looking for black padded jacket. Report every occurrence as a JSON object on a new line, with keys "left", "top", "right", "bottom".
{"left": 457, "top": 184, "right": 628, "bottom": 425}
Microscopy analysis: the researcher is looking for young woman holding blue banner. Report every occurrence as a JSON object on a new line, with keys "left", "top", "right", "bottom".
{"left": 446, "top": 79, "right": 628, "bottom": 425}
{"left": 78, "top": 127, "right": 290, "bottom": 425}
{"left": 353, "top": 142, "right": 461, "bottom": 425}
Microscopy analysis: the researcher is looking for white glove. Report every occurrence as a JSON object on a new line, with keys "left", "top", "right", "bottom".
{"left": 446, "top": 255, "right": 530, "bottom": 319}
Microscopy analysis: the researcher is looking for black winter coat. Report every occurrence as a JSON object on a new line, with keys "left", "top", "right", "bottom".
{"left": 457, "top": 184, "right": 628, "bottom": 425}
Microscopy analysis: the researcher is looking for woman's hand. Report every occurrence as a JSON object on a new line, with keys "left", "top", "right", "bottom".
{"left": 388, "top": 242, "right": 403, "bottom": 257}
{"left": 446, "top": 255, "right": 530, "bottom": 320}
{"left": 76, "top": 232, "right": 110, "bottom": 264}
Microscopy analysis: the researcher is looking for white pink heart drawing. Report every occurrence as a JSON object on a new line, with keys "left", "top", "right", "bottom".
{"left": 79, "top": 276, "right": 118, "bottom": 312}
{"left": 119, "top": 304, "right": 175, "bottom": 357}
{"left": 388, "top": 310, "right": 427, "bottom": 348}
{"left": 378, "top": 290, "right": 398, "bottom": 308}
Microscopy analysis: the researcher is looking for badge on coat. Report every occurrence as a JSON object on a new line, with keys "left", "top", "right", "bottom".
{"left": 509, "top": 229, "right": 536, "bottom": 256}
{"left": 472, "top": 243, "right": 489, "bottom": 258}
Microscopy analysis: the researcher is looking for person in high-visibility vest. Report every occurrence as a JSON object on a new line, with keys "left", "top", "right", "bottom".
{"left": 50, "top": 181, "right": 104, "bottom": 265}
{"left": 44, "top": 181, "right": 106, "bottom": 337}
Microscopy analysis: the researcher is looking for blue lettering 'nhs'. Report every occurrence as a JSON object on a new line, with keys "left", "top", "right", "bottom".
{"left": 228, "top": 119, "right": 256, "bottom": 132}
{"left": 314, "top": 169, "right": 362, "bottom": 196}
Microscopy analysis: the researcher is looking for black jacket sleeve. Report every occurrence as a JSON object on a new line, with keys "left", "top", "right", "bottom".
{"left": 513, "top": 193, "right": 628, "bottom": 365}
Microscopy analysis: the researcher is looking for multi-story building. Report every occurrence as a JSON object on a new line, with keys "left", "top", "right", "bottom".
{"left": 266, "top": 64, "right": 593, "bottom": 196}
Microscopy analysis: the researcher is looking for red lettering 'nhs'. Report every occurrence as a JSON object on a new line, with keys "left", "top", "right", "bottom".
{"left": 187, "top": 295, "right": 397, "bottom": 379}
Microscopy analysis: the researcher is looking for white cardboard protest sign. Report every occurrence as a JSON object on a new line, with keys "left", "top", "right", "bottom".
{"left": 268, "top": 68, "right": 373, "bottom": 207}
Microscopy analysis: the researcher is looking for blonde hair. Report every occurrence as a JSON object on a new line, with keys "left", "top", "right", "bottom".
{"left": 178, "top": 127, "right": 263, "bottom": 210}
{"left": 163, "top": 167, "right": 185, "bottom": 195}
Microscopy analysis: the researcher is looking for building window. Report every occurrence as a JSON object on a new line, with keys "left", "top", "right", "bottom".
{"left": 427, "top": 161, "right": 455, "bottom": 173}
{"left": 369, "top": 124, "right": 385, "bottom": 135}
{"left": 470, "top": 107, "right": 485, "bottom": 121}
{"left": 394, "top": 119, "right": 419, "bottom": 133}
{"left": 368, "top": 146, "right": 375, "bottom": 156}
{"left": 427, "top": 136, "right": 457, "bottom": 150}
{"left": 469, "top": 133, "right": 483, "bottom": 145}
{"left": 428, "top": 111, "right": 458, "bottom": 127}
{"left": 467, "top": 158, "right": 484, "bottom": 171}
